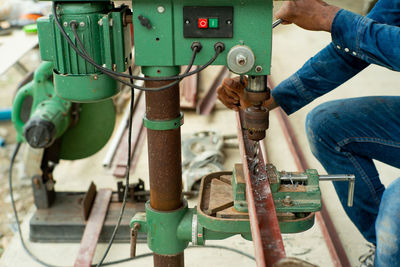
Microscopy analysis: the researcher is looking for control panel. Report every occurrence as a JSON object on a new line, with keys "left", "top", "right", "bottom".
{"left": 183, "top": 6, "right": 233, "bottom": 38}
{"left": 132, "top": 0, "right": 273, "bottom": 76}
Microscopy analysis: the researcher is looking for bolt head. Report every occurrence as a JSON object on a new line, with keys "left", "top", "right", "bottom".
{"left": 236, "top": 54, "right": 247, "bottom": 66}
{"left": 79, "top": 22, "right": 85, "bottom": 27}
{"left": 255, "top": 66, "right": 263, "bottom": 73}
{"left": 157, "top": 6, "right": 165, "bottom": 13}
{"left": 63, "top": 21, "right": 68, "bottom": 27}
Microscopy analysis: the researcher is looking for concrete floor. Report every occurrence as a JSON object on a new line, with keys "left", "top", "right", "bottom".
{"left": 2, "top": 1, "right": 400, "bottom": 266}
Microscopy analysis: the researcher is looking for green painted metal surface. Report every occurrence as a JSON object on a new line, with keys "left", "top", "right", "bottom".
{"left": 141, "top": 66, "right": 181, "bottom": 77}
{"left": 37, "top": 2, "right": 132, "bottom": 102}
{"left": 279, "top": 213, "right": 316, "bottom": 234}
{"left": 267, "top": 165, "right": 322, "bottom": 214}
{"left": 59, "top": 100, "right": 115, "bottom": 160}
{"left": 131, "top": 201, "right": 190, "bottom": 255}
{"left": 132, "top": 0, "right": 273, "bottom": 75}
{"left": 232, "top": 165, "right": 248, "bottom": 212}
{"left": 143, "top": 112, "right": 184, "bottom": 130}
{"left": 12, "top": 62, "right": 70, "bottom": 143}
{"left": 12, "top": 61, "right": 116, "bottom": 160}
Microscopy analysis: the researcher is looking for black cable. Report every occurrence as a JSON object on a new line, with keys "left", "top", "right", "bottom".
{"left": 68, "top": 19, "right": 199, "bottom": 92}
{"left": 95, "top": 66, "right": 136, "bottom": 266}
{"left": 9, "top": 143, "right": 67, "bottom": 267}
{"left": 71, "top": 22, "right": 203, "bottom": 92}
{"left": 97, "top": 245, "right": 255, "bottom": 266}
{"left": 9, "top": 143, "right": 255, "bottom": 266}
{"left": 53, "top": 3, "right": 222, "bottom": 84}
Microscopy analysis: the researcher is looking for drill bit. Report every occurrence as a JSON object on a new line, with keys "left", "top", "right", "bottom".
{"left": 250, "top": 141, "right": 260, "bottom": 175}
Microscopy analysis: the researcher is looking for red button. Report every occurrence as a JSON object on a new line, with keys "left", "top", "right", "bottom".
{"left": 198, "top": 18, "right": 208, "bottom": 29}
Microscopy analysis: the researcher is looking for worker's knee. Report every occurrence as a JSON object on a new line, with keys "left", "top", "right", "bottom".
{"left": 375, "top": 179, "right": 400, "bottom": 263}
{"left": 305, "top": 102, "right": 341, "bottom": 156}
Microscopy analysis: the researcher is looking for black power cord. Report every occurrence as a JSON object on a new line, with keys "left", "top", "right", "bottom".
{"left": 96, "top": 65, "right": 136, "bottom": 266}
{"left": 8, "top": 143, "right": 255, "bottom": 266}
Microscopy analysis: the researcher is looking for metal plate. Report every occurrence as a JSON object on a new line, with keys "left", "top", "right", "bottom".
{"left": 59, "top": 100, "right": 116, "bottom": 160}
{"left": 29, "top": 192, "right": 146, "bottom": 243}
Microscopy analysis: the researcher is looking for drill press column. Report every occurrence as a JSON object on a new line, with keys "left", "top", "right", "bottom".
{"left": 144, "top": 67, "right": 185, "bottom": 267}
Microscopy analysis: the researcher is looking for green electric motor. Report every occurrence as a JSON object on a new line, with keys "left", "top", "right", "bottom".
{"left": 37, "top": 2, "right": 132, "bottom": 102}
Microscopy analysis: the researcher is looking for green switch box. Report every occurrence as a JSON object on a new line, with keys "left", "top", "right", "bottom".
{"left": 132, "top": 0, "right": 273, "bottom": 75}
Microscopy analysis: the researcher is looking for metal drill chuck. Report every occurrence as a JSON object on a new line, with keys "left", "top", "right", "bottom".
{"left": 244, "top": 106, "right": 270, "bottom": 141}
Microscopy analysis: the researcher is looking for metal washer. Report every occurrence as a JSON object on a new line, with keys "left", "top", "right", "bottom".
{"left": 227, "top": 45, "right": 255, "bottom": 74}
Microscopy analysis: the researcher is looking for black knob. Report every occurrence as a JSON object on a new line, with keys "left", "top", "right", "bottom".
{"left": 24, "top": 118, "right": 56, "bottom": 149}
{"left": 138, "top": 15, "right": 152, "bottom": 29}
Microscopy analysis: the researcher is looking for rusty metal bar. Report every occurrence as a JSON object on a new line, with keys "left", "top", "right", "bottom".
{"left": 145, "top": 79, "right": 184, "bottom": 267}
{"left": 236, "top": 111, "right": 286, "bottom": 267}
{"left": 196, "top": 67, "right": 230, "bottom": 115}
{"left": 74, "top": 189, "right": 112, "bottom": 267}
{"left": 268, "top": 77, "right": 351, "bottom": 267}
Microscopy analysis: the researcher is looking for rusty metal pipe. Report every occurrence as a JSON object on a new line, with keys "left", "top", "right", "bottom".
{"left": 145, "top": 79, "right": 184, "bottom": 267}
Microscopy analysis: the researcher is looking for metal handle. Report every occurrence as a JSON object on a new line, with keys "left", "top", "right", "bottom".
{"left": 280, "top": 173, "right": 355, "bottom": 207}
{"left": 272, "top": 19, "right": 283, "bottom": 29}
{"left": 319, "top": 174, "right": 355, "bottom": 207}
{"left": 130, "top": 223, "right": 141, "bottom": 258}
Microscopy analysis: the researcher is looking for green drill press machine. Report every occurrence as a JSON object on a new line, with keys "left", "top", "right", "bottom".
{"left": 11, "top": 0, "right": 356, "bottom": 266}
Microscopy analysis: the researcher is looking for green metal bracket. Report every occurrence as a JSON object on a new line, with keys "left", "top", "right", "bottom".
{"left": 131, "top": 201, "right": 190, "bottom": 255}
{"left": 143, "top": 112, "right": 184, "bottom": 131}
{"left": 130, "top": 165, "right": 325, "bottom": 254}
{"left": 232, "top": 164, "right": 248, "bottom": 212}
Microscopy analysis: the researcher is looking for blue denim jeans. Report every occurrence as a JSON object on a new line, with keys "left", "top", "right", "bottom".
{"left": 305, "top": 96, "right": 400, "bottom": 266}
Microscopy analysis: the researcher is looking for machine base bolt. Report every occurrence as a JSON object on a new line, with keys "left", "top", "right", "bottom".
{"left": 283, "top": 196, "right": 293, "bottom": 206}
{"left": 157, "top": 6, "right": 166, "bottom": 13}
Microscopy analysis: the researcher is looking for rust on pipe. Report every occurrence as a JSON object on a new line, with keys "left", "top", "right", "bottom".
{"left": 153, "top": 252, "right": 184, "bottom": 266}
{"left": 145, "top": 79, "right": 184, "bottom": 267}
{"left": 268, "top": 77, "right": 351, "bottom": 267}
{"left": 236, "top": 111, "right": 286, "bottom": 267}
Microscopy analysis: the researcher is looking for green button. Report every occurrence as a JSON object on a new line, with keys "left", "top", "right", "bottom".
{"left": 209, "top": 18, "right": 219, "bottom": 28}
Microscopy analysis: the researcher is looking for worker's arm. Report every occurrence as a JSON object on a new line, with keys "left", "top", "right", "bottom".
{"left": 218, "top": 0, "right": 400, "bottom": 114}
{"left": 272, "top": 0, "right": 400, "bottom": 115}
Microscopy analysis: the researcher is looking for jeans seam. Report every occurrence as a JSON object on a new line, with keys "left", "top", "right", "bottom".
{"left": 337, "top": 137, "right": 400, "bottom": 148}
{"left": 292, "top": 73, "right": 314, "bottom": 102}
{"left": 336, "top": 137, "right": 388, "bottom": 206}
{"left": 342, "top": 151, "right": 381, "bottom": 206}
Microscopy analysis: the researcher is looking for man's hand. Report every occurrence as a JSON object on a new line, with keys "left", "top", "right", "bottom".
{"left": 275, "top": 0, "right": 340, "bottom": 32}
{"left": 217, "top": 77, "right": 251, "bottom": 111}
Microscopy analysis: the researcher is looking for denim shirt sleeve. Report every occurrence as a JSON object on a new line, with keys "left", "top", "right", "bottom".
{"left": 332, "top": 9, "right": 400, "bottom": 71}
{"left": 272, "top": 0, "right": 400, "bottom": 115}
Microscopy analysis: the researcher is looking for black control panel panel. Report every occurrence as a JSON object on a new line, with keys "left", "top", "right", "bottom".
{"left": 183, "top": 6, "right": 233, "bottom": 38}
